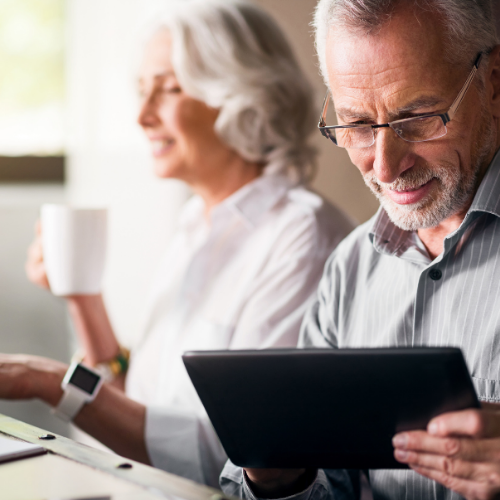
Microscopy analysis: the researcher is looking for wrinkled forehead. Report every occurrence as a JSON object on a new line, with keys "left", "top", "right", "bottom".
{"left": 324, "top": 8, "right": 460, "bottom": 116}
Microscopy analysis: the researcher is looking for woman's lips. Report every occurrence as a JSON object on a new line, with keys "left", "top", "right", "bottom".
{"left": 385, "top": 178, "right": 435, "bottom": 205}
{"left": 151, "top": 139, "right": 174, "bottom": 158}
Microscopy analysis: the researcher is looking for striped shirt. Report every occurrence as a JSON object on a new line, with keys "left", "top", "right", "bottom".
{"left": 220, "top": 151, "right": 500, "bottom": 500}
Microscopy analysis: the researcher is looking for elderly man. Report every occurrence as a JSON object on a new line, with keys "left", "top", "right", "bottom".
{"left": 219, "top": 0, "right": 500, "bottom": 499}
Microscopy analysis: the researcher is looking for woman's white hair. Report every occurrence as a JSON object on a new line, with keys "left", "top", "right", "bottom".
{"left": 313, "top": 0, "right": 499, "bottom": 86}
{"left": 151, "top": 0, "right": 317, "bottom": 183}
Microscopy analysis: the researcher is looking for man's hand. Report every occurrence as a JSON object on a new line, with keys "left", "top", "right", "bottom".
{"left": 393, "top": 403, "right": 500, "bottom": 500}
{"left": 0, "top": 354, "right": 66, "bottom": 406}
{"left": 244, "top": 468, "right": 309, "bottom": 498}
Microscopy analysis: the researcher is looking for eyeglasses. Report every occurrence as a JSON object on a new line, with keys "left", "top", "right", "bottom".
{"left": 318, "top": 53, "right": 483, "bottom": 149}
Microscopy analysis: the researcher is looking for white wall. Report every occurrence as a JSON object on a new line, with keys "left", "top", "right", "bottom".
{"left": 65, "top": 0, "right": 190, "bottom": 347}
{"left": 0, "top": 187, "right": 71, "bottom": 436}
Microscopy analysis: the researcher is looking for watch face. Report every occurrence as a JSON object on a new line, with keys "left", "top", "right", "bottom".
{"left": 69, "top": 365, "right": 100, "bottom": 394}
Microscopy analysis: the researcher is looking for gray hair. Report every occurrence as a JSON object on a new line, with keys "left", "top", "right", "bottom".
{"left": 313, "top": 0, "right": 499, "bottom": 86}
{"left": 152, "top": 0, "right": 317, "bottom": 183}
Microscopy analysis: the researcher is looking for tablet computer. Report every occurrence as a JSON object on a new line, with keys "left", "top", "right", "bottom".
{"left": 182, "top": 347, "right": 479, "bottom": 469}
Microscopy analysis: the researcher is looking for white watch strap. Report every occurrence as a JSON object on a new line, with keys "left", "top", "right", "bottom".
{"left": 53, "top": 389, "right": 87, "bottom": 422}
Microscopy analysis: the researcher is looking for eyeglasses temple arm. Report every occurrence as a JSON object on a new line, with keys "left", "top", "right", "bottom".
{"left": 319, "top": 90, "right": 330, "bottom": 127}
{"left": 446, "top": 52, "right": 483, "bottom": 122}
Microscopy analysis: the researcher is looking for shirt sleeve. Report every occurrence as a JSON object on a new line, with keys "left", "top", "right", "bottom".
{"left": 299, "top": 250, "right": 342, "bottom": 349}
{"left": 219, "top": 461, "right": 358, "bottom": 500}
{"left": 146, "top": 405, "right": 227, "bottom": 488}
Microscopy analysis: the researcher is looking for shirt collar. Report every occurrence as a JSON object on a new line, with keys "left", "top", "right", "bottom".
{"left": 469, "top": 148, "right": 500, "bottom": 217}
{"left": 369, "top": 147, "right": 500, "bottom": 260}
{"left": 178, "top": 173, "right": 295, "bottom": 231}
{"left": 217, "top": 173, "right": 294, "bottom": 228}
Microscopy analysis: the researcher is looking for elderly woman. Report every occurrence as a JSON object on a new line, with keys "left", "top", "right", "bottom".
{"left": 9, "top": 0, "right": 353, "bottom": 487}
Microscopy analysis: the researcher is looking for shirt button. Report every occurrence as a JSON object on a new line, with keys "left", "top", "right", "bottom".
{"left": 429, "top": 269, "right": 442, "bottom": 281}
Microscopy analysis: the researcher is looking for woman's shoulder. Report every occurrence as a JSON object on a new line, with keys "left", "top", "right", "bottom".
{"left": 262, "top": 184, "right": 357, "bottom": 261}
{"left": 278, "top": 185, "right": 355, "bottom": 237}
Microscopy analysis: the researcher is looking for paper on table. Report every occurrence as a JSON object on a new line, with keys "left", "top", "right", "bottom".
{"left": 0, "top": 434, "right": 46, "bottom": 463}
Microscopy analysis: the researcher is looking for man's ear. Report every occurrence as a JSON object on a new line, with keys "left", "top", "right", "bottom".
{"left": 487, "top": 45, "right": 500, "bottom": 118}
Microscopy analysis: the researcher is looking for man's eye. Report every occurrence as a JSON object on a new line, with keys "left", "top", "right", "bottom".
{"left": 343, "top": 121, "right": 370, "bottom": 126}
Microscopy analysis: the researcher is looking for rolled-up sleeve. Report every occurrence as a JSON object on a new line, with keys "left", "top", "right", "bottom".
{"left": 219, "top": 461, "right": 357, "bottom": 500}
{"left": 146, "top": 406, "right": 227, "bottom": 488}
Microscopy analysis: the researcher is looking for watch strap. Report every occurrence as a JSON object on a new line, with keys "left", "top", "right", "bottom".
{"left": 53, "top": 388, "right": 88, "bottom": 422}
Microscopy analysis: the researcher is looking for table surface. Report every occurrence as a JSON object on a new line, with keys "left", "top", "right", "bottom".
{"left": 0, "top": 413, "right": 233, "bottom": 500}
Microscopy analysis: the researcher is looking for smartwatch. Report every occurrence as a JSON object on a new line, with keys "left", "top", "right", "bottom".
{"left": 53, "top": 362, "right": 103, "bottom": 422}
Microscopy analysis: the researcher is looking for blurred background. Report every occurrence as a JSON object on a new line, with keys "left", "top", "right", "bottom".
{"left": 5, "top": 0, "right": 495, "bottom": 437}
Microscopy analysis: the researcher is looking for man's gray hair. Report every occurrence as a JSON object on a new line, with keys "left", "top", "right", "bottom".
{"left": 313, "top": 0, "right": 499, "bottom": 86}
{"left": 152, "top": 0, "right": 317, "bottom": 183}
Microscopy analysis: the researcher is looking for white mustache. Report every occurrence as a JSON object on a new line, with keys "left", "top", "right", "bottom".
{"left": 365, "top": 168, "right": 436, "bottom": 193}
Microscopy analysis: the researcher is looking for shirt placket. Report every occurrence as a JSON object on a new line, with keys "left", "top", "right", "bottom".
{"left": 411, "top": 213, "right": 482, "bottom": 346}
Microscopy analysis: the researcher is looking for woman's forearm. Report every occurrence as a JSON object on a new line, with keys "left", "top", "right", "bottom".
{"left": 66, "top": 294, "right": 121, "bottom": 365}
{"left": 26, "top": 357, "right": 149, "bottom": 464}
{"left": 74, "top": 383, "right": 150, "bottom": 464}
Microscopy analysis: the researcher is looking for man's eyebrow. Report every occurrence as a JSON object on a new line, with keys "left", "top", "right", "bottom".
{"left": 334, "top": 107, "right": 373, "bottom": 120}
{"left": 334, "top": 96, "right": 446, "bottom": 122}
{"left": 394, "top": 96, "right": 446, "bottom": 115}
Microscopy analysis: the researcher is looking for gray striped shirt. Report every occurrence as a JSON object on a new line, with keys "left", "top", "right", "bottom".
{"left": 220, "top": 152, "right": 500, "bottom": 500}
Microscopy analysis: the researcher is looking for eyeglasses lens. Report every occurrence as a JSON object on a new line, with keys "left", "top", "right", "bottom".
{"left": 334, "top": 127, "right": 375, "bottom": 149}
{"left": 390, "top": 116, "right": 447, "bottom": 143}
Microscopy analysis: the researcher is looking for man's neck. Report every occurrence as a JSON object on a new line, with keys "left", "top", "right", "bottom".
{"left": 416, "top": 145, "right": 500, "bottom": 260}
{"left": 417, "top": 210, "right": 469, "bottom": 260}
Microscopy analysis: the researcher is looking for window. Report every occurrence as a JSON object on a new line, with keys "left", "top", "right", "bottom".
{"left": 0, "top": 0, "right": 65, "bottom": 182}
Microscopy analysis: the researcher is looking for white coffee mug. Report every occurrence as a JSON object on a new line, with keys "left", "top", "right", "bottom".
{"left": 40, "top": 205, "right": 107, "bottom": 296}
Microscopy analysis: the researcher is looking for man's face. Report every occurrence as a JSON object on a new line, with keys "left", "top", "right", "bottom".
{"left": 325, "top": 6, "right": 495, "bottom": 231}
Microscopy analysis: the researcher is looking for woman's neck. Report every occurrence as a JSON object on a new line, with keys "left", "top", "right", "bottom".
{"left": 191, "top": 156, "right": 263, "bottom": 218}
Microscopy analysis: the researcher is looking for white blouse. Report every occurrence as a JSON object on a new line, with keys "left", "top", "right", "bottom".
{"left": 125, "top": 173, "right": 354, "bottom": 487}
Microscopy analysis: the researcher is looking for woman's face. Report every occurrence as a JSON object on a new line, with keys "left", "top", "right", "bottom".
{"left": 137, "top": 30, "right": 231, "bottom": 183}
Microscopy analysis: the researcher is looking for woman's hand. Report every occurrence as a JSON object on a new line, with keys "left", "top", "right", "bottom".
{"left": 0, "top": 354, "right": 149, "bottom": 463}
{"left": 0, "top": 354, "right": 66, "bottom": 406}
{"left": 25, "top": 221, "right": 121, "bottom": 369}
{"left": 25, "top": 221, "right": 50, "bottom": 291}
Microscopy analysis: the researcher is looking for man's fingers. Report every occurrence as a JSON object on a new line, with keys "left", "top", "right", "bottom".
{"left": 428, "top": 408, "right": 500, "bottom": 439}
{"left": 412, "top": 465, "right": 500, "bottom": 500}
{"left": 395, "top": 448, "right": 500, "bottom": 483}
{"left": 481, "top": 402, "right": 500, "bottom": 412}
{"left": 393, "top": 430, "right": 462, "bottom": 456}
{"left": 393, "top": 431, "right": 500, "bottom": 463}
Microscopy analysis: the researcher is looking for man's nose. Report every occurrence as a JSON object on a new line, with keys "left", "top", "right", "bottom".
{"left": 372, "top": 127, "right": 414, "bottom": 184}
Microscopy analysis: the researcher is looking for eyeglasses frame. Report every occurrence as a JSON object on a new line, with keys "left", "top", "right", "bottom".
{"left": 318, "top": 52, "right": 484, "bottom": 148}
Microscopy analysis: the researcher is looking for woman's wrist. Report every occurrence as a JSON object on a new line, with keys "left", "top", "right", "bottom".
{"left": 31, "top": 358, "right": 67, "bottom": 407}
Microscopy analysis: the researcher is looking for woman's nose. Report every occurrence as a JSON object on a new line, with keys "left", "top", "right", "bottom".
{"left": 137, "top": 93, "right": 161, "bottom": 129}
{"left": 372, "top": 127, "right": 414, "bottom": 184}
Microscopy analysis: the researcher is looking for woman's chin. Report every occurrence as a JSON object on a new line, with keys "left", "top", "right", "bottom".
{"left": 152, "top": 160, "right": 183, "bottom": 180}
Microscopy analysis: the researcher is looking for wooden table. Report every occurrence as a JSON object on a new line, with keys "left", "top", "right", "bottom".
{"left": 0, "top": 413, "right": 233, "bottom": 500}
